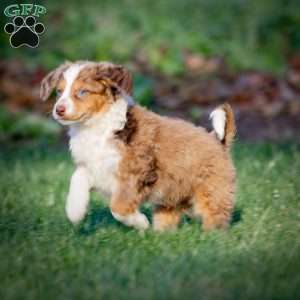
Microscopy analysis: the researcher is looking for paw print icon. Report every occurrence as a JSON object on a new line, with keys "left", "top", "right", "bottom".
{"left": 4, "top": 16, "right": 45, "bottom": 48}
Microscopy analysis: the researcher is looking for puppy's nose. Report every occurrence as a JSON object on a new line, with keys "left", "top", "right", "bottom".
{"left": 56, "top": 105, "right": 66, "bottom": 117}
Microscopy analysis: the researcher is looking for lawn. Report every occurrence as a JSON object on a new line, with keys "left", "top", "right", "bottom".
{"left": 0, "top": 141, "right": 299, "bottom": 300}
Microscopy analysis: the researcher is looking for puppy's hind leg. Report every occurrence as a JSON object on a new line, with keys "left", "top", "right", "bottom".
{"left": 153, "top": 206, "right": 182, "bottom": 232}
{"left": 193, "top": 185, "right": 234, "bottom": 231}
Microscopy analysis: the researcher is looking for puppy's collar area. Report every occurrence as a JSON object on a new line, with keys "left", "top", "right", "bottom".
{"left": 114, "top": 105, "right": 137, "bottom": 144}
{"left": 118, "top": 92, "right": 135, "bottom": 107}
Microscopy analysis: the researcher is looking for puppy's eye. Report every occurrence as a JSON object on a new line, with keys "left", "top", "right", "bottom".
{"left": 77, "top": 89, "right": 89, "bottom": 98}
{"left": 56, "top": 89, "right": 63, "bottom": 97}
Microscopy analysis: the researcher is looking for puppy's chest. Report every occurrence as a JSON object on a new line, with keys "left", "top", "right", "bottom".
{"left": 69, "top": 129, "right": 121, "bottom": 196}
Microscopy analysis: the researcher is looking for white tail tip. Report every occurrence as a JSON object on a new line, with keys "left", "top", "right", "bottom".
{"left": 210, "top": 108, "right": 226, "bottom": 140}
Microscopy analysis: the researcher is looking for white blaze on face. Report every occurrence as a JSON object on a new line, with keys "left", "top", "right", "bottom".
{"left": 53, "top": 64, "right": 85, "bottom": 124}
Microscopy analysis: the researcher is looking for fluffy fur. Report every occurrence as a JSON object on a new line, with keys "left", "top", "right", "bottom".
{"left": 210, "top": 108, "right": 226, "bottom": 140}
{"left": 40, "top": 61, "right": 236, "bottom": 231}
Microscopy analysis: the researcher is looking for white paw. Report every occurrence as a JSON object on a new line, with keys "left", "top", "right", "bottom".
{"left": 112, "top": 211, "right": 150, "bottom": 230}
{"left": 65, "top": 204, "right": 86, "bottom": 224}
{"left": 133, "top": 212, "right": 150, "bottom": 230}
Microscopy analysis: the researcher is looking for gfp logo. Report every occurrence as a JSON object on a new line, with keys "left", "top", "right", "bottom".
{"left": 3, "top": 4, "right": 46, "bottom": 48}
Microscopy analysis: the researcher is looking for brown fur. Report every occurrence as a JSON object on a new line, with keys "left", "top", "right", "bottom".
{"left": 55, "top": 78, "right": 110, "bottom": 122}
{"left": 221, "top": 103, "right": 236, "bottom": 148}
{"left": 113, "top": 105, "right": 236, "bottom": 231}
{"left": 114, "top": 107, "right": 138, "bottom": 144}
{"left": 42, "top": 63, "right": 133, "bottom": 123}
{"left": 40, "top": 61, "right": 133, "bottom": 102}
{"left": 40, "top": 62, "right": 71, "bottom": 101}
{"left": 153, "top": 206, "right": 182, "bottom": 231}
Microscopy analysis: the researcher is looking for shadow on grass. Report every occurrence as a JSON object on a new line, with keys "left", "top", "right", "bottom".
{"left": 79, "top": 207, "right": 118, "bottom": 235}
{"left": 79, "top": 205, "right": 242, "bottom": 235}
{"left": 231, "top": 208, "right": 242, "bottom": 225}
{"left": 79, "top": 205, "right": 152, "bottom": 235}
{"left": 181, "top": 207, "right": 242, "bottom": 229}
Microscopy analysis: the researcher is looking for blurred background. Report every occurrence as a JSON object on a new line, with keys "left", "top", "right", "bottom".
{"left": 1, "top": 2, "right": 300, "bottom": 299}
{"left": 1, "top": 0, "right": 300, "bottom": 143}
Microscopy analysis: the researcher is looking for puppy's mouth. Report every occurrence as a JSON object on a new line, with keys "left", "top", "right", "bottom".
{"left": 53, "top": 111, "right": 89, "bottom": 125}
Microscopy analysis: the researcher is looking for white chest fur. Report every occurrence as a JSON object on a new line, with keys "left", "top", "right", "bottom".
{"left": 68, "top": 99, "right": 128, "bottom": 198}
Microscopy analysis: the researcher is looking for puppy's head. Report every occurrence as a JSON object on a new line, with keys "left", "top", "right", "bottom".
{"left": 40, "top": 61, "right": 133, "bottom": 125}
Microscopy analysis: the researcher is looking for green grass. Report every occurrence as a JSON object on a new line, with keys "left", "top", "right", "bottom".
{"left": 0, "top": 141, "right": 300, "bottom": 300}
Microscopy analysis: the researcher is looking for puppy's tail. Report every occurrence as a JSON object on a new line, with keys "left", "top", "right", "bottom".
{"left": 209, "top": 103, "right": 236, "bottom": 148}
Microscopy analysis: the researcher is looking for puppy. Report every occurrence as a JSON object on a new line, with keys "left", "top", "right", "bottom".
{"left": 40, "top": 61, "right": 236, "bottom": 231}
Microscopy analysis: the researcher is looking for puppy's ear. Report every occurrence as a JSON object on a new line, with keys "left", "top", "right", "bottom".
{"left": 99, "top": 78, "right": 123, "bottom": 99}
{"left": 96, "top": 64, "right": 133, "bottom": 96}
{"left": 40, "top": 62, "right": 71, "bottom": 101}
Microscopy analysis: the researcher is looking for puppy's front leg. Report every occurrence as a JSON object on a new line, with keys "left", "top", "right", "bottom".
{"left": 66, "top": 167, "right": 90, "bottom": 224}
{"left": 110, "top": 185, "right": 149, "bottom": 230}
